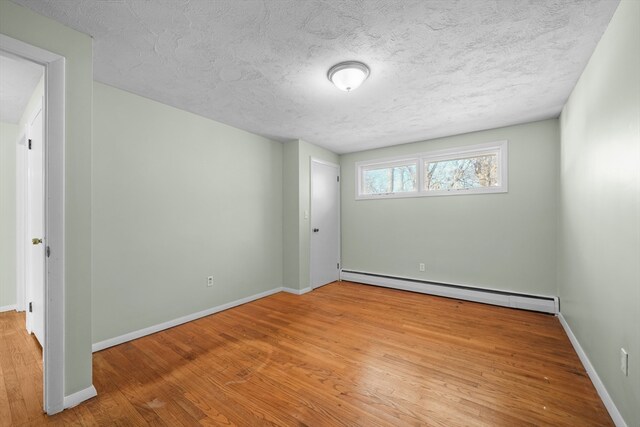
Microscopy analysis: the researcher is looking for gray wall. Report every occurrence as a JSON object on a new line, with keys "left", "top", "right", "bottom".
{"left": 559, "top": 0, "right": 639, "bottom": 424}
{"left": 92, "top": 82, "right": 284, "bottom": 343}
{"left": 341, "top": 119, "right": 559, "bottom": 296}
{"left": 0, "top": 121, "right": 18, "bottom": 309}
{"left": 1, "top": 1, "right": 94, "bottom": 396}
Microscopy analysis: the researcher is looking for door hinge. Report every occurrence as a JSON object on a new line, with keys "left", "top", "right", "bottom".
{"left": 337, "top": 263, "right": 340, "bottom": 269}
{"left": 337, "top": 176, "right": 340, "bottom": 182}
{"left": 28, "top": 139, "right": 32, "bottom": 150}
{"left": 29, "top": 302, "right": 33, "bottom": 313}
{"left": 46, "top": 246, "right": 51, "bottom": 257}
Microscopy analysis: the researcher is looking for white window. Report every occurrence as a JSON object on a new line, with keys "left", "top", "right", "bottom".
{"left": 359, "top": 159, "right": 418, "bottom": 196}
{"left": 355, "top": 141, "right": 508, "bottom": 199}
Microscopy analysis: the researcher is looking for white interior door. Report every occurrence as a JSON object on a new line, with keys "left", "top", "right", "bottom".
{"left": 310, "top": 159, "right": 340, "bottom": 289}
{"left": 27, "top": 101, "right": 45, "bottom": 347}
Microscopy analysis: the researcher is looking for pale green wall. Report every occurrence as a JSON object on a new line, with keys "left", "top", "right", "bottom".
{"left": 0, "top": 1, "right": 93, "bottom": 396}
{"left": 2, "top": 4, "right": 635, "bottom": 424}
{"left": 341, "top": 119, "right": 559, "bottom": 296}
{"left": 283, "top": 141, "right": 300, "bottom": 288}
{"left": 0, "top": 121, "right": 18, "bottom": 309}
{"left": 92, "top": 82, "right": 283, "bottom": 343}
{"left": 559, "top": 1, "right": 639, "bottom": 424}
{"left": 283, "top": 139, "right": 339, "bottom": 290}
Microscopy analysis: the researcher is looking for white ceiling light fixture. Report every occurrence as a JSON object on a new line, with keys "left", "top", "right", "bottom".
{"left": 327, "top": 61, "right": 370, "bottom": 92}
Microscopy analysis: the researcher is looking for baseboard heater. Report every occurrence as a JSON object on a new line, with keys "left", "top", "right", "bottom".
{"left": 340, "top": 270, "right": 558, "bottom": 314}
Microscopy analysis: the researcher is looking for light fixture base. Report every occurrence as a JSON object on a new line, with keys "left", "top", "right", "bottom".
{"left": 327, "top": 61, "right": 370, "bottom": 92}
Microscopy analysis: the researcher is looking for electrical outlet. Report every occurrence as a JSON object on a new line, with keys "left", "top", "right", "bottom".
{"left": 207, "top": 276, "right": 214, "bottom": 287}
{"left": 419, "top": 263, "right": 425, "bottom": 272}
{"left": 621, "top": 348, "right": 628, "bottom": 376}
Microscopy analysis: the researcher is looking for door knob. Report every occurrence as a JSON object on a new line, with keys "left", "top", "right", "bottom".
{"left": 32, "top": 238, "right": 43, "bottom": 245}
{"left": 313, "top": 228, "right": 319, "bottom": 233}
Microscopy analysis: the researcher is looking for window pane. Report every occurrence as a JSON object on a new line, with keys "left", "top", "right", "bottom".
{"left": 424, "top": 153, "right": 498, "bottom": 191}
{"left": 362, "top": 164, "right": 417, "bottom": 195}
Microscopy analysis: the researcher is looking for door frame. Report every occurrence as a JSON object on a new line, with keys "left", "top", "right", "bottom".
{"left": 1, "top": 34, "right": 66, "bottom": 415}
{"left": 16, "top": 127, "right": 27, "bottom": 313}
{"left": 309, "top": 157, "right": 341, "bottom": 290}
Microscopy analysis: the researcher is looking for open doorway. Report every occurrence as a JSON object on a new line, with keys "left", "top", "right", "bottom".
{"left": 22, "top": 76, "right": 46, "bottom": 345}
{"left": 0, "top": 48, "right": 46, "bottom": 412}
{"left": 0, "top": 33, "right": 67, "bottom": 415}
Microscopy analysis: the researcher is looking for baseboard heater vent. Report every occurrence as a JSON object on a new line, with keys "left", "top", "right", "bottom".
{"left": 340, "top": 270, "right": 558, "bottom": 314}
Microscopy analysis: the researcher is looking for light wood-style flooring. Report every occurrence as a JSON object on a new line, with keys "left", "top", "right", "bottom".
{"left": 1, "top": 281, "right": 613, "bottom": 426}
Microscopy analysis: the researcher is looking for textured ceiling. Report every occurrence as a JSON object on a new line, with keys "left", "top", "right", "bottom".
{"left": 12, "top": 0, "right": 619, "bottom": 153}
{"left": 0, "top": 52, "right": 43, "bottom": 124}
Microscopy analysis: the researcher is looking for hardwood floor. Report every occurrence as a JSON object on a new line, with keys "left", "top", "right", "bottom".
{"left": 0, "top": 308, "right": 44, "bottom": 426}
{"left": 1, "top": 281, "right": 613, "bottom": 426}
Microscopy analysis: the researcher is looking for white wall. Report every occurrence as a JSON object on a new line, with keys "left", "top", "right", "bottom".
{"left": 92, "top": 82, "right": 284, "bottom": 343}
{"left": 559, "top": 1, "right": 639, "bottom": 424}
{"left": 340, "top": 119, "right": 559, "bottom": 296}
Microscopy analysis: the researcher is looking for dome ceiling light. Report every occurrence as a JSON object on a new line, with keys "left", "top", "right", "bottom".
{"left": 327, "top": 61, "right": 370, "bottom": 92}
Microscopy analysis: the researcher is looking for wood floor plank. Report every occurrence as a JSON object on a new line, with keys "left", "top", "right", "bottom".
{"left": 0, "top": 315, "right": 33, "bottom": 426}
{"left": 0, "top": 281, "right": 614, "bottom": 426}
{"left": 212, "top": 308, "right": 480, "bottom": 426}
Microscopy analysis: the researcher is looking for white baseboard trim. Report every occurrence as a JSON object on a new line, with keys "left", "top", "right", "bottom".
{"left": 341, "top": 270, "right": 558, "bottom": 314}
{"left": 63, "top": 385, "right": 97, "bottom": 409}
{"left": 92, "top": 287, "right": 284, "bottom": 352}
{"left": 282, "top": 286, "right": 312, "bottom": 295}
{"left": 0, "top": 304, "right": 17, "bottom": 313}
{"left": 558, "top": 313, "right": 627, "bottom": 427}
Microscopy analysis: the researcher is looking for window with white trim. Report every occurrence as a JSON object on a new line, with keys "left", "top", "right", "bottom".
{"left": 360, "top": 159, "right": 418, "bottom": 196}
{"left": 356, "top": 141, "right": 508, "bottom": 199}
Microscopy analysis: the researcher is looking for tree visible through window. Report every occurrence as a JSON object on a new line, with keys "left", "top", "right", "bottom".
{"left": 363, "top": 164, "right": 416, "bottom": 194}
{"left": 356, "top": 141, "right": 507, "bottom": 199}
{"left": 424, "top": 154, "right": 498, "bottom": 191}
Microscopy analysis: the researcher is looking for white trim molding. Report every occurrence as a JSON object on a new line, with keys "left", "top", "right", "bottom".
{"left": 341, "top": 270, "right": 558, "bottom": 314}
{"left": 63, "top": 385, "right": 97, "bottom": 409}
{"left": 16, "top": 128, "right": 27, "bottom": 313}
{"left": 309, "top": 157, "right": 339, "bottom": 168}
{"left": 93, "top": 287, "right": 286, "bottom": 352}
{"left": 0, "top": 304, "right": 17, "bottom": 313}
{"left": 282, "top": 286, "right": 312, "bottom": 295}
{"left": 558, "top": 313, "right": 627, "bottom": 427}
